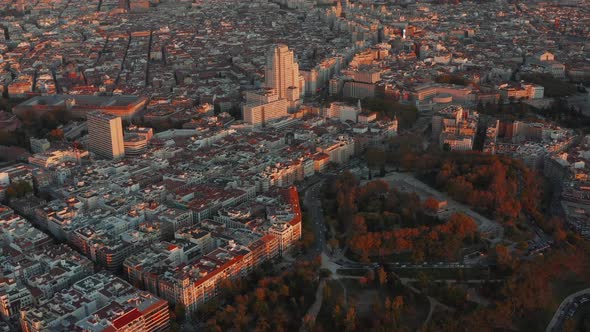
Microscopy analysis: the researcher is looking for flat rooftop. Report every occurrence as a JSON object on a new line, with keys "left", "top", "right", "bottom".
{"left": 15, "top": 95, "right": 146, "bottom": 108}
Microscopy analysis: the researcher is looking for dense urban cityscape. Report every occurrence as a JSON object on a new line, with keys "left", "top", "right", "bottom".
{"left": 0, "top": 0, "right": 589, "bottom": 331}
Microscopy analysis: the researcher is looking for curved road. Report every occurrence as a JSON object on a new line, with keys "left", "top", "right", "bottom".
{"left": 546, "top": 288, "right": 590, "bottom": 332}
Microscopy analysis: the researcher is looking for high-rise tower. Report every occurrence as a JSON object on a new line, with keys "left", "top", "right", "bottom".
{"left": 87, "top": 112, "right": 125, "bottom": 159}
{"left": 265, "top": 44, "right": 304, "bottom": 101}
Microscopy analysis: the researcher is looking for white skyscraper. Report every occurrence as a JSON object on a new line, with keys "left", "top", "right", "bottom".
{"left": 265, "top": 44, "right": 304, "bottom": 101}
{"left": 243, "top": 45, "right": 306, "bottom": 126}
{"left": 87, "top": 112, "right": 125, "bottom": 159}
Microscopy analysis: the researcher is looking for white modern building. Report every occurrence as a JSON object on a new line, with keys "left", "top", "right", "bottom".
{"left": 87, "top": 112, "right": 125, "bottom": 159}
{"left": 265, "top": 44, "right": 305, "bottom": 101}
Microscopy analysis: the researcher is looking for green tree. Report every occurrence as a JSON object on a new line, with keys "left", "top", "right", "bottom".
{"left": 366, "top": 147, "right": 386, "bottom": 170}
{"left": 6, "top": 180, "right": 33, "bottom": 199}
{"left": 175, "top": 303, "right": 186, "bottom": 322}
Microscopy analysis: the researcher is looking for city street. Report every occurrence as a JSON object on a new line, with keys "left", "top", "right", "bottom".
{"left": 302, "top": 180, "right": 327, "bottom": 257}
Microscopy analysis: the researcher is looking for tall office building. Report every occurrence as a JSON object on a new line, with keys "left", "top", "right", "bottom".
{"left": 265, "top": 44, "right": 304, "bottom": 101}
{"left": 87, "top": 112, "right": 125, "bottom": 159}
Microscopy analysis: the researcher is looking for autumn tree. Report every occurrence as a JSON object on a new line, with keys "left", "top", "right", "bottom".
{"left": 48, "top": 128, "right": 64, "bottom": 141}
{"left": 377, "top": 267, "right": 387, "bottom": 287}
{"left": 494, "top": 245, "right": 513, "bottom": 271}
{"left": 423, "top": 197, "right": 441, "bottom": 212}
{"left": 328, "top": 238, "right": 340, "bottom": 252}
{"left": 446, "top": 213, "right": 477, "bottom": 238}
{"left": 332, "top": 303, "right": 343, "bottom": 322}
{"left": 344, "top": 307, "right": 357, "bottom": 332}
{"left": 392, "top": 296, "right": 404, "bottom": 324}
{"left": 6, "top": 180, "right": 33, "bottom": 199}
{"left": 205, "top": 260, "right": 319, "bottom": 331}
{"left": 352, "top": 215, "right": 367, "bottom": 234}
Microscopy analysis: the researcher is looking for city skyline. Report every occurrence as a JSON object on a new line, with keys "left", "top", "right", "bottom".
{"left": 0, "top": 1, "right": 589, "bottom": 332}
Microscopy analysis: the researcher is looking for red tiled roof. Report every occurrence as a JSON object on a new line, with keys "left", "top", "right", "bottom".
{"left": 112, "top": 308, "right": 142, "bottom": 329}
